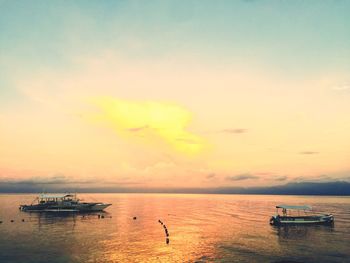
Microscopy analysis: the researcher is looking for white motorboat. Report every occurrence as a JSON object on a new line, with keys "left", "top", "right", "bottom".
{"left": 270, "top": 205, "right": 334, "bottom": 226}
{"left": 19, "top": 193, "right": 111, "bottom": 212}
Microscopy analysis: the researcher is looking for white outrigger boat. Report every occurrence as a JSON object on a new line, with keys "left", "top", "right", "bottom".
{"left": 270, "top": 205, "right": 334, "bottom": 226}
{"left": 19, "top": 193, "right": 111, "bottom": 212}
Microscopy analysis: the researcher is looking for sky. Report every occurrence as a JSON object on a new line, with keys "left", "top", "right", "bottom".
{"left": 0, "top": 0, "right": 350, "bottom": 191}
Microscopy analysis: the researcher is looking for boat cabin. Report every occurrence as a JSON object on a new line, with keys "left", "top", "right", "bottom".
{"left": 38, "top": 194, "right": 77, "bottom": 204}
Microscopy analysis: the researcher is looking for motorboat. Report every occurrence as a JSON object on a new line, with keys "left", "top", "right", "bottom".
{"left": 270, "top": 204, "right": 334, "bottom": 226}
{"left": 19, "top": 193, "right": 111, "bottom": 212}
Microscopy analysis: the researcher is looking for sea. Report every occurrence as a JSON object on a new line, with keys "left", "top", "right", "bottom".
{"left": 0, "top": 194, "right": 349, "bottom": 263}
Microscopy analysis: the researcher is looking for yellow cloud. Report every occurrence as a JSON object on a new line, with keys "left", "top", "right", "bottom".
{"left": 90, "top": 97, "right": 206, "bottom": 155}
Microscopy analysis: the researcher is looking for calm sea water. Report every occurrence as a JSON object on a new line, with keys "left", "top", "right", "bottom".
{"left": 0, "top": 194, "right": 349, "bottom": 263}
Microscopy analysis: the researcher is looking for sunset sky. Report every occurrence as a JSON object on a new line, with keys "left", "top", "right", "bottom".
{"left": 1, "top": 1, "right": 349, "bottom": 190}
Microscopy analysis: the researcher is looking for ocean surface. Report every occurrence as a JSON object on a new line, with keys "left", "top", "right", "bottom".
{"left": 0, "top": 194, "right": 349, "bottom": 263}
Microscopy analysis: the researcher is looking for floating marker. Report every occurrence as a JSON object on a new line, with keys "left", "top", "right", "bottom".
{"left": 10, "top": 220, "right": 14, "bottom": 223}
{"left": 133, "top": 217, "right": 137, "bottom": 220}
{"left": 22, "top": 219, "right": 25, "bottom": 222}
{"left": 0, "top": 221, "right": 2, "bottom": 224}
{"left": 159, "top": 220, "right": 170, "bottom": 242}
{"left": 101, "top": 215, "right": 105, "bottom": 219}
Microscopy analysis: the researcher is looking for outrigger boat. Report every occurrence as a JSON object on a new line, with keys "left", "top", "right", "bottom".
{"left": 270, "top": 205, "right": 334, "bottom": 226}
{"left": 19, "top": 193, "right": 111, "bottom": 212}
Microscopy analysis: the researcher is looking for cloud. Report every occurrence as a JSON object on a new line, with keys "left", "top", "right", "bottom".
{"left": 273, "top": 176, "right": 288, "bottom": 181}
{"left": 222, "top": 128, "right": 247, "bottom": 134}
{"left": 90, "top": 97, "right": 206, "bottom": 155}
{"left": 127, "top": 125, "right": 149, "bottom": 132}
{"left": 299, "top": 151, "right": 319, "bottom": 155}
{"left": 0, "top": 175, "right": 97, "bottom": 185}
{"left": 206, "top": 173, "right": 216, "bottom": 179}
{"left": 331, "top": 84, "right": 350, "bottom": 91}
{"left": 291, "top": 174, "right": 335, "bottom": 183}
{"left": 226, "top": 173, "right": 259, "bottom": 181}
{"left": 0, "top": 174, "right": 146, "bottom": 192}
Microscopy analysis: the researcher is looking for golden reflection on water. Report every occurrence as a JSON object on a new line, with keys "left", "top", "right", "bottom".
{"left": 0, "top": 194, "right": 349, "bottom": 262}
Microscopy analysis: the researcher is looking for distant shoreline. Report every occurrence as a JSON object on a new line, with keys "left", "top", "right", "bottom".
{"left": 1, "top": 181, "right": 349, "bottom": 196}
{"left": 1, "top": 192, "right": 350, "bottom": 197}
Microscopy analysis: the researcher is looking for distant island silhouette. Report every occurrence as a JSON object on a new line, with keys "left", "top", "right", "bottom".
{"left": 1, "top": 181, "right": 350, "bottom": 195}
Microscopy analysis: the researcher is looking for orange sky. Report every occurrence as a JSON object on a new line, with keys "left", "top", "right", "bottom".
{"left": 1, "top": 1, "right": 350, "bottom": 189}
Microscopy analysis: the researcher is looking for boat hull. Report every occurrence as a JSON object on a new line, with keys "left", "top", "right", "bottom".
{"left": 88, "top": 203, "right": 111, "bottom": 211}
{"left": 19, "top": 203, "right": 111, "bottom": 212}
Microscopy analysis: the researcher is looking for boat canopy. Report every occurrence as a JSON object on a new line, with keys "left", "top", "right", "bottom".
{"left": 276, "top": 205, "right": 311, "bottom": 210}
{"left": 39, "top": 194, "right": 75, "bottom": 199}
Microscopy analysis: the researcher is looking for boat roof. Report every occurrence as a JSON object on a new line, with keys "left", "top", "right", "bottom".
{"left": 276, "top": 205, "right": 312, "bottom": 210}
{"left": 39, "top": 194, "right": 75, "bottom": 199}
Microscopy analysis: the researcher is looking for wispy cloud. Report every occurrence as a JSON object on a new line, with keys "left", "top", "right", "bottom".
{"left": 206, "top": 173, "right": 216, "bottom": 179}
{"left": 291, "top": 174, "right": 335, "bottom": 183}
{"left": 0, "top": 175, "right": 146, "bottom": 191}
{"left": 0, "top": 175, "right": 97, "bottom": 185}
{"left": 273, "top": 175, "right": 288, "bottom": 181}
{"left": 222, "top": 128, "right": 247, "bottom": 134}
{"left": 331, "top": 83, "right": 350, "bottom": 91}
{"left": 299, "top": 151, "right": 319, "bottom": 155}
{"left": 127, "top": 125, "right": 149, "bottom": 132}
{"left": 226, "top": 173, "right": 259, "bottom": 181}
